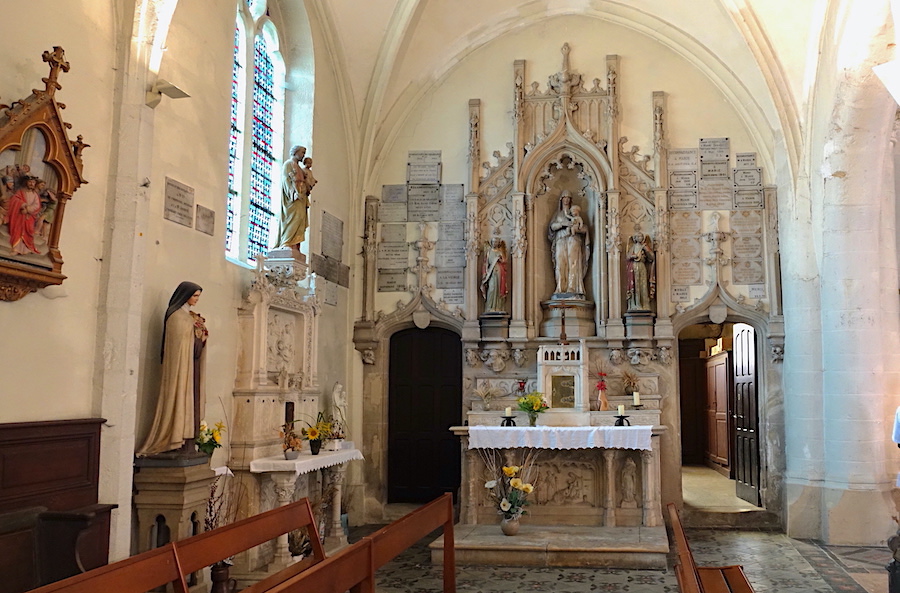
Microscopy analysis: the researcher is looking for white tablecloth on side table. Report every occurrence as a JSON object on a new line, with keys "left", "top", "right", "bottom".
{"left": 249, "top": 449, "right": 364, "bottom": 476}
{"left": 468, "top": 425, "right": 652, "bottom": 450}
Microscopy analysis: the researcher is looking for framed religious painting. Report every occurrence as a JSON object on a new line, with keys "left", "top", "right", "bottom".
{"left": 0, "top": 47, "right": 87, "bottom": 301}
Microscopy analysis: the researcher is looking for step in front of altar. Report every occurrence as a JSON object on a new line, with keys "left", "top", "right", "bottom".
{"left": 429, "top": 524, "right": 668, "bottom": 569}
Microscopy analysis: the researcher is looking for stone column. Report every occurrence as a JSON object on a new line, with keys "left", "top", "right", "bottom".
{"left": 640, "top": 448, "right": 662, "bottom": 527}
{"left": 602, "top": 450, "right": 616, "bottom": 526}
{"left": 510, "top": 192, "right": 527, "bottom": 339}
{"left": 325, "top": 464, "right": 347, "bottom": 551}
{"left": 463, "top": 193, "right": 482, "bottom": 341}
{"left": 268, "top": 473, "right": 300, "bottom": 567}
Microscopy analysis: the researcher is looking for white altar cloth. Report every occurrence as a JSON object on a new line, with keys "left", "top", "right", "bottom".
{"left": 468, "top": 425, "right": 652, "bottom": 451}
{"left": 249, "top": 449, "right": 364, "bottom": 476}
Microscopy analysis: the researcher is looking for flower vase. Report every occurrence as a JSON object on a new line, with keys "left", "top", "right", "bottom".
{"left": 284, "top": 449, "right": 300, "bottom": 460}
{"left": 309, "top": 439, "right": 322, "bottom": 455}
{"left": 598, "top": 389, "right": 609, "bottom": 411}
{"left": 527, "top": 412, "right": 538, "bottom": 427}
{"left": 210, "top": 561, "right": 237, "bottom": 593}
{"left": 500, "top": 517, "right": 520, "bottom": 536}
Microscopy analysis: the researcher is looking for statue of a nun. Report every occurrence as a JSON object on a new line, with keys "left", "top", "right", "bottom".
{"left": 137, "top": 282, "right": 208, "bottom": 456}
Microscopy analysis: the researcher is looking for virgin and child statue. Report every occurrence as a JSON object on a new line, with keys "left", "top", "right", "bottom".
{"left": 547, "top": 190, "right": 591, "bottom": 297}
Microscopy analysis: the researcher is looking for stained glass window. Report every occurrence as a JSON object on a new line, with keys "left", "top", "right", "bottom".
{"left": 225, "top": 21, "right": 245, "bottom": 260}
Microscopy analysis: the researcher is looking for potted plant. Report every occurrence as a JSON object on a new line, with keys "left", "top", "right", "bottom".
{"left": 517, "top": 391, "right": 548, "bottom": 426}
{"left": 300, "top": 412, "right": 332, "bottom": 455}
{"left": 195, "top": 420, "right": 226, "bottom": 456}
{"left": 472, "top": 384, "right": 501, "bottom": 411}
{"left": 280, "top": 421, "right": 303, "bottom": 459}
{"left": 480, "top": 449, "right": 538, "bottom": 536}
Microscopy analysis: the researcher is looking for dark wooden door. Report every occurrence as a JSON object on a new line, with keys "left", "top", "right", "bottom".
{"left": 732, "top": 323, "right": 760, "bottom": 505}
{"left": 388, "top": 327, "right": 462, "bottom": 503}
{"left": 705, "top": 352, "right": 730, "bottom": 469}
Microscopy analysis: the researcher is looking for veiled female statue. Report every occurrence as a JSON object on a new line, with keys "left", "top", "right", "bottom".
{"left": 626, "top": 230, "right": 656, "bottom": 311}
{"left": 547, "top": 191, "right": 590, "bottom": 295}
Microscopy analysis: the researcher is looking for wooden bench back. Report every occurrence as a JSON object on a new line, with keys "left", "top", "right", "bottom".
{"left": 667, "top": 502, "right": 703, "bottom": 593}
{"left": 24, "top": 542, "right": 189, "bottom": 593}
{"left": 249, "top": 538, "right": 374, "bottom": 593}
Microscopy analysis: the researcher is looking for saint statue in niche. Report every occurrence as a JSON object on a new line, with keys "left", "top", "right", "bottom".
{"left": 547, "top": 190, "right": 590, "bottom": 296}
{"left": 480, "top": 236, "right": 508, "bottom": 313}
{"left": 278, "top": 144, "right": 310, "bottom": 258}
{"left": 625, "top": 228, "right": 656, "bottom": 311}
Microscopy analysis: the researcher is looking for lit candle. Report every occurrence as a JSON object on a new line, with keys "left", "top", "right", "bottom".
{"left": 617, "top": 404, "right": 625, "bottom": 416}
{"left": 505, "top": 407, "right": 512, "bottom": 416}
{"left": 633, "top": 391, "right": 641, "bottom": 406}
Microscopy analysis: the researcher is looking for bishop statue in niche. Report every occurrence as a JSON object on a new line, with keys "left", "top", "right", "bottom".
{"left": 547, "top": 190, "right": 590, "bottom": 297}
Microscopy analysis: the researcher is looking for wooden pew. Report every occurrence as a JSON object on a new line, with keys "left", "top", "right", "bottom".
{"left": 667, "top": 503, "right": 754, "bottom": 593}
{"left": 259, "top": 538, "right": 374, "bottom": 593}
{"left": 24, "top": 543, "right": 189, "bottom": 593}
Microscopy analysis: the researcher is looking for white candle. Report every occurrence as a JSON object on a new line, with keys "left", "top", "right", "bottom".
{"left": 505, "top": 407, "right": 512, "bottom": 416}
{"left": 633, "top": 391, "right": 641, "bottom": 406}
{"left": 618, "top": 404, "right": 625, "bottom": 416}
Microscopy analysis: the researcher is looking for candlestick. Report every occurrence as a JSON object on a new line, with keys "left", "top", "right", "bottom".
{"left": 633, "top": 391, "right": 641, "bottom": 406}
{"left": 505, "top": 407, "right": 512, "bottom": 416}
{"left": 618, "top": 404, "right": 625, "bottom": 416}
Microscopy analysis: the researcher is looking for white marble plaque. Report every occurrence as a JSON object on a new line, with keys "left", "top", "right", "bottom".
{"left": 441, "top": 288, "right": 465, "bottom": 304}
{"left": 700, "top": 161, "right": 730, "bottom": 179}
{"left": 379, "top": 202, "right": 407, "bottom": 222}
{"left": 735, "top": 153, "right": 757, "bottom": 168}
{"left": 378, "top": 270, "right": 407, "bottom": 292}
{"left": 407, "top": 185, "right": 441, "bottom": 221}
{"left": 668, "top": 189, "right": 698, "bottom": 210}
{"left": 378, "top": 242, "right": 410, "bottom": 270}
{"left": 669, "top": 170, "right": 697, "bottom": 188}
{"left": 749, "top": 284, "right": 767, "bottom": 299}
{"left": 407, "top": 164, "right": 441, "bottom": 185}
{"left": 164, "top": 177, "right": 194, "bottom": 227}
{"left": 440, "top": 185, "right": 466, "bottom": 220}
{"left": 436, "top": 268, "right": 465, "bottom": 289}
{"left": 671, "top": 286, "right": 690, "bottom": 302}
{"left": 672, "top": 237, "right": 702, "bottom": 259}
{"left": 381, "top": 223, "right": 407, "bottom": 243}
{"left": 439, "top": 221, "right": 465, "bottom": 241}
{"left": 435, "top": 240, "right": 467, "bottom": 268}
{"left": 667, "top": 148, "right": 698, "bottom": 171}
{"left": 732, "top": 259, "right": 765, "bottom": 284}
{"left": 732, "top": 235, "right": 762, "bottom": 259}
{"left": 321, "top": 279, "right": 338, "bottom": 306}
{"left": 733, "top": 168, "right": 762, "bottom": 187}
{"left": 699, "top": 137, "right": 730, "bottom": 161}
{"left": 734, "top": 189, "right": 764, "bottom": 209}
{"left": 382, "top": 184, "right": 408, "bottom": 203}
{"left": 670, "top": 211, "right": 703, "bottom": 235}
{"left": 409, "top": 150, "right": 442, "bottom": 165}
{"left": 698, "top": 178, "right": 733, "bottom": 210}
{"left": 671, "top": 260, "right": 703, "bottom": 285}
{"left": 321, "top": 211, "right": 344, "bottom": 261}
{"left": 730, "top": 210, "right": 763, "bottom": 235}
{"left": 195, "top": 204, "right": 215, "bottom": 236}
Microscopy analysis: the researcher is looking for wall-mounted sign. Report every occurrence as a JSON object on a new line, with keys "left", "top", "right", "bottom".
{"left": 164, "top": 177, "right": 194, "bottom": 227}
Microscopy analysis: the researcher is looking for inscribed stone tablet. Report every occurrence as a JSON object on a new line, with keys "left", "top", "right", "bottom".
{"left": 441, "top": 288, "right": 465, "bottom": 304}
{"left": 435, "top": 240, "right": 467, "bottom": 268}
{"left": 733, "top": 189, "right": 764, "bottom": 209}
{"left": 670, "top": 211, "right": 703, "bottom": 235}
{"left": 669, "top": 170, "right": 697, "bottom": 188}
{"left": 698, "top": 178, "right": 733, "bottom": 210}
{"left": 671, "top": 260, "right": 703, "bottom": 285}
{"left": 378, "top": 270, "right": 407, "bottom": 292}
{"left": 436, "top": 268, "right": 465, "bottom": 289}
{"left": 382, "top": 184, "right": 408, "bottom": 203}
{"left": 164, "top": 177, "right": 194, "bottom": 227}
{"left": 735, "top": 153, "right": 757, "bottom": 168}
{"left": 672, "top": 237, "right": 702, "bottom": 259}
{"left": 699, "top": 137, "right": 730, "bottom": 161}
{"left": 407, "top": 163, "right": 441, "bottom": 185}
{"left": 195, "top": 204, "right": 215, "bottom": 236}
{"left": 732, "top": 235, "right": 762, "bottom": 259}
{"left": 700, "top": 161, "right": 730, "bottom": 179}
{"left": 733, "top": 168, "right": 762, "bottom": 187}
{"left": 749, "top": 284, "right": 767, "bottom": 299}
{"left": 321, "top": 211, "right": 344, "bottom": 261}
{"left": 730, "top": 210, "right": 763, "bottom": 235}
{"left": 379, "top": 202, "right": 407, "bottom": 222}
{"left": 378, "top": 242, "right": 410, "bottom": 269}
{"left": 667, "top": 148, "right": 698, "bottom": 171}
{"left": 439, "top": 222, "right": 465, "bottom": 241}
{"left": 407, "top": 185, "right": 441, "bottom": 221}
{"left": 440, "top": 185, "right": 467, "bottom": 220}
{"left": 668, "top": 189, "right": 698, "bottom": 210}
{"left": 408, "top": 150, "right": 442, "bottom": 165}
{"left": 732, "top": 259, "right": 765, "bottom": 284}
{"left": 380, "top": 223, "right": 407, "bottom": 243}
{"left": 671, "top": 286, "right": 690, "bottom": 302}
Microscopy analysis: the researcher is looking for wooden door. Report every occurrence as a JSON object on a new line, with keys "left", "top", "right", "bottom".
{"left": 732, "top": 324, "right": 760, "bottom": 505}
{"left": 705, "top": 352, "right": 730, "bottom": 469}
{"left": 388, "top": 327, "right": 462, "bottom": 503}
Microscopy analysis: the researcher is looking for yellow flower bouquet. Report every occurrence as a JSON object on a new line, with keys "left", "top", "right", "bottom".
{"left": 196, "top": 420, "right": 225, "bottom": 455}
{"left": 517, "top": 391, "right": 549, "bottom": 426}
{"left": 481, "top": 449, "right": 538, "bottom": 521}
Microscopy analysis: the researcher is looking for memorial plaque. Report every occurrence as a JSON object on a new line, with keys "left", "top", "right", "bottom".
{"left": 439, "top": 221, "right": 465, "bottom": 241}
{"left": 700, "top": 160, "right": 730, "bottom": 179}
{"left": 378, "top": 270, "right": 407, "bottom": 292}
{"left": 735, "top": 152, "right": 757, "bottom": 168}
{"left": 734, "top": 188, "right": 764, "bottom": 209}
{"left": 436, "top": 268, "right": 465, "bottom": 289}
{"left": 668, "top": 189, "right": 698, "bottom": 210}
{"left": 669, "top": 170, "right": 697, "bottom": 188}
{"left": 381, "top": 223, "right": 407, "bottom": 243}
{"left": 732, "top": 235, "right": 762, "bottom": 259}
{"left": 671, "top": 260, "right": 703, "bottom": 285}
{"left": 671, "top": 286, "right": 690, "bottom": 302}
{"left": 382, "top": 184, "right": 408, "bottom": 203}
{"left": 732, "top": 259, "right": 765, "bottom": 284}
{"left": 310, "top": 253, "right": 350, "bottom": 287}
{"left": 407, "top": 185, "right": 441, "bottom": 221}
{"left": 321, "top": 211, "right": 344, "bottom": 261}
{"left": 379, "top": 202, "right": 407, "bottom": 222}
{"left": 378, "top": 242, "right": 410, "bottom": 270}
{"left": 407, "top": 163, "right": 441, "bottom": 185}
{"left": 440, "top": 184, "right": 467, "bottom": 220}
{"left": 698, "top": 178, "right": 733, "bottom": 210}
{"left": 672, "top": 237, "right": 702, "bottom": 259}
{"left": 667, "top": 148, "right": 698, "bottom": 171}
{"left": 435, "top": 240, "right": 467, "bottom": 268}
{"left": 699, "top": 137, "right": 730, "bottom": 161}
{"left": 164, "top": 177, "right": 194, "bottom": 227}
{"left": 195, "top": 204, "right": 215, "bottom": 236}
{"left": 730, "top": 210, "right": 763, "bottom": 235}
{"left": 409, "top": 150, "right": 442, "bottom": 165}
{"left": 441, "top": 288, "right": 465, "bottom": 304}
{"left": 320, "top": 279, "right": 338, "bottom": 306}
{"left": 749, "top": 284, "right": 767, "bottom": 299}
{"left": 733, "top": 168, "right": 762, "bottom": 187}
{"left": 670, "top": 211, "right": 703, "bottom": 235}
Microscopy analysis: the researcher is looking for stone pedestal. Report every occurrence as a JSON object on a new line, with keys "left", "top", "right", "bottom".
{"left": 539, "top": 298, "right": 595, "bottom": 338}
{"left": 479, "top": 312, "right": 510, "bottom": 339}
{"left": 624, "top": 310, "right": 654, "bottom": 339}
